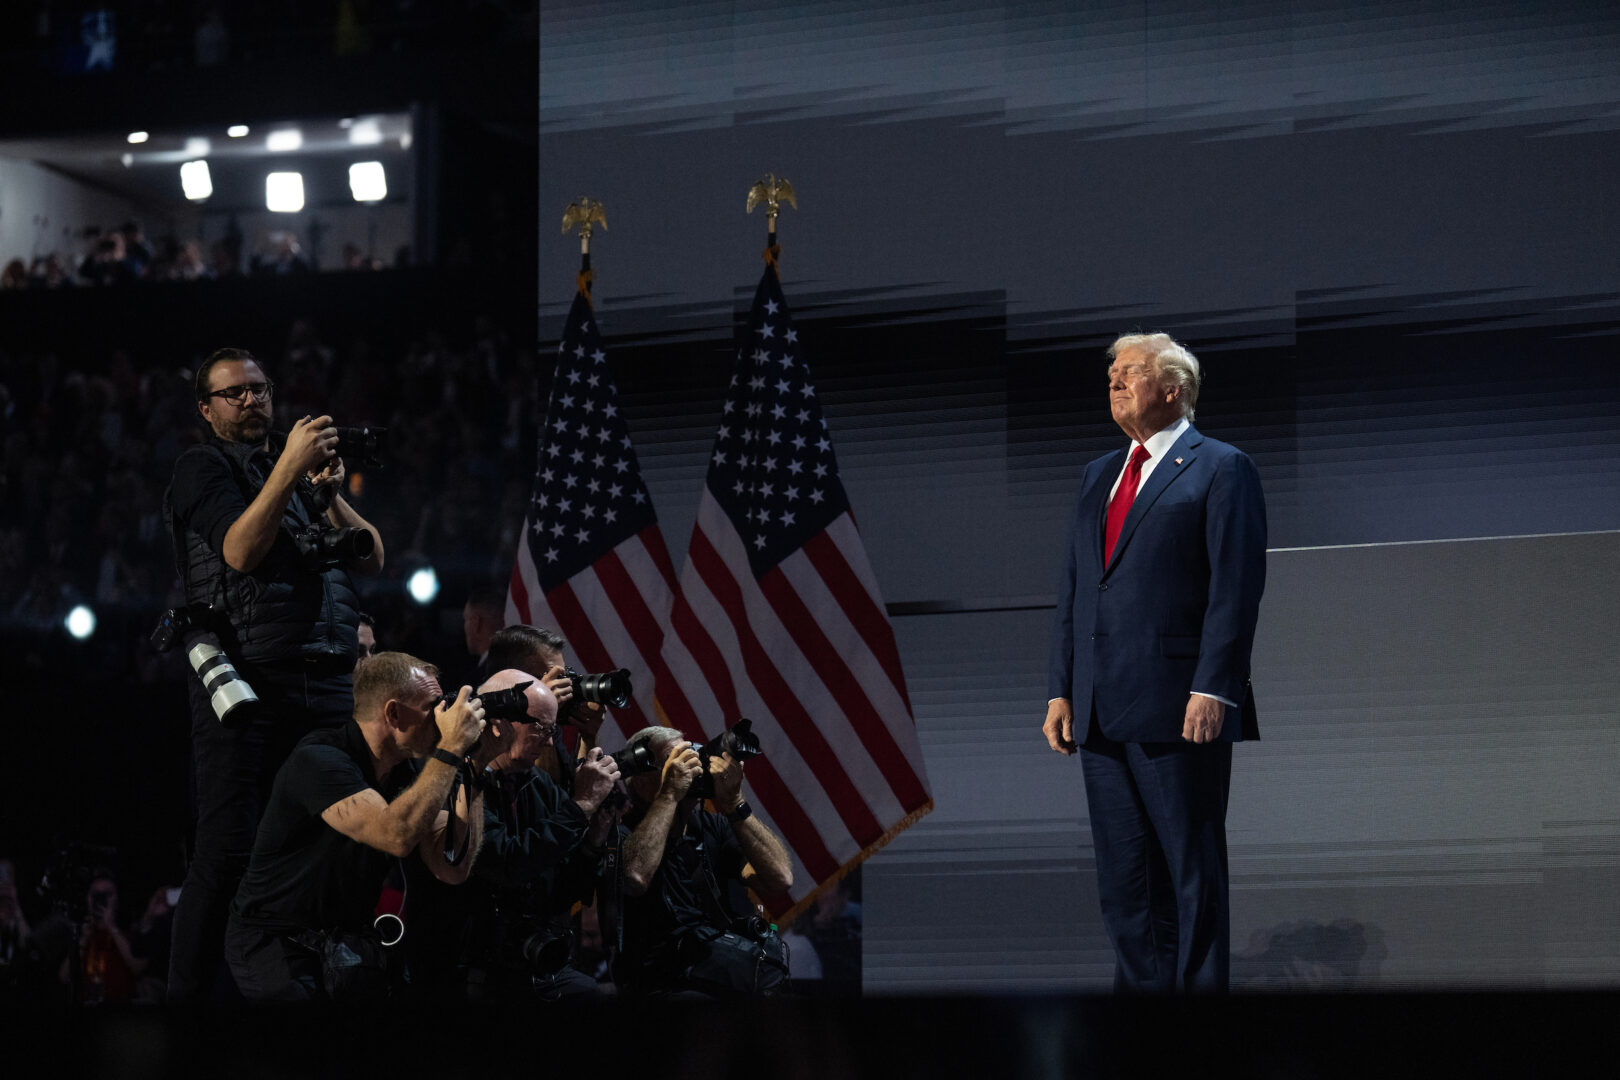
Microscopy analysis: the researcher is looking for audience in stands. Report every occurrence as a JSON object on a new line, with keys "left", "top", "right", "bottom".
{"left": 0, "top": 310, "right": 538, "bottom": 683}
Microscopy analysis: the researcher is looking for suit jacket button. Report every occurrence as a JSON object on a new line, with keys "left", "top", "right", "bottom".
{"left": 1098, "top": 583, "right": 1108, "bottom": 591}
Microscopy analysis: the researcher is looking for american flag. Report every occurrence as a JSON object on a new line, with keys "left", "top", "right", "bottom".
{"left": 656, "top": 262, "right": 934, "bottom": 919}
{"left": 509, "top": 287, "right": 683, "bottom": 743}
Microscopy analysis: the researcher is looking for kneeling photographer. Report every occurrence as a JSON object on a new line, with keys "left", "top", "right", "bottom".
{"left": 225, "top": 652, "right": 505, "bottom": 1001}
{"left": 607, "top": 724, "right": 794, "bottom": 997}
{"left": 434, "top": 667, "right": 623, "bottom": 1000}
{"left": 162, "top": 346, "right": 386, "bottom": 999}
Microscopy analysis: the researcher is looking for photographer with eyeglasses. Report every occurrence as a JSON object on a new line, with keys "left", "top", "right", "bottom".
{"left": 162, "top": 346, "right": 385, "bottom": 999}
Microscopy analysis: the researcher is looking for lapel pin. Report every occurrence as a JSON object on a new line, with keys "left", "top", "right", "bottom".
{"left": 1175, "top": 457, "right": 1184, "bottom": 465}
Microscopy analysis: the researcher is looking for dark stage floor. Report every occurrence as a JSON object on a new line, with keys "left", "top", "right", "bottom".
{"left": 7, "top": 991, "right": 1614, "bottom": 1078}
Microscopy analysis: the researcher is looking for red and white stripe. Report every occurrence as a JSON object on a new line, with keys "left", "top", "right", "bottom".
{"left": 508, "top": 520, "right": 681, "bottom": 747}
{"left": 659, "top": 490, "right": 934, "bottom": 915}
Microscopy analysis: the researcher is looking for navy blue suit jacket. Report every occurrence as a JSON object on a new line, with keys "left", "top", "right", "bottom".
{"left": 1048, "top": 424, "right": 1266, "bottom": 743}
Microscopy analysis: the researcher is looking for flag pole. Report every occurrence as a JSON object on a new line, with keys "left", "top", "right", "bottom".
{"left": 746, "top": 173, "right": 796, "bottom": 269}
{"left": 562, "top": 196, "right": 607, "bottom": 302}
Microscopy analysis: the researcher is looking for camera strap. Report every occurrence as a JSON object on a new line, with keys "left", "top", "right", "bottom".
{"left": 373, "top": 856, "right": 408, "bottom": 947}
{"left": 690, "top": 809, "right": 737, "bottom": 932}
{"left": 599, "top": 834, "right": 624, "bottom": 959}
{"left": 441, "top": 763, "right": 475, "bottom": 867}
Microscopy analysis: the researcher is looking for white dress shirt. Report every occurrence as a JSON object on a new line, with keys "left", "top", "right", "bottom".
{"left": 1107, "top": 415, "right": 1190, "bottom": 502}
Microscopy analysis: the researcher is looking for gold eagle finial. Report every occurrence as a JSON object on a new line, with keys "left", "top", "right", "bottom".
{"left": 746, "top": 174, "right": 797, "bottom": 225}
{"left": 561, "top": 198, "right": 607, "bottom": 250}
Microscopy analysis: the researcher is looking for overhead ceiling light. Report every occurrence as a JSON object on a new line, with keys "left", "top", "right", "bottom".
{"left": 266, "top": 129, "right": 303, "bottom": 152}
{"left": 227, "top": 124, "right": 250, "bottom": 138}
{"left": 348, "top": 161, "right": 387, "bottom": 202}
{"left": 348, "top": 118, "right": 383, "bottom": 146}
{"left": 399, "top": 131, "right": 413, "bottom": 151}
{"left": 266, "top": 171, "right": 305, "bottom": 213}
{"left": 184, "top": 136, "right": 211, "bottom": 157}
{"left": 180, "top": 160, "right": 213, "bottom": 201}
{"left": 120, "top": 153, "right": 134, "bottom": 167}
{"left": 127, "top": 131, "right": 149, "bottom": 144}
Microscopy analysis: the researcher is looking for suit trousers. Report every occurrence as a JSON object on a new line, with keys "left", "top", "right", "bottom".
{"left": 1080, "top": 717, "right": 1232, "bottom": 994}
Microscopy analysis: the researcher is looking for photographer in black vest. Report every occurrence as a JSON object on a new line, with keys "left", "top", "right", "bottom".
{"left": 162, "top": 347, "right": 384, "bottom": 999}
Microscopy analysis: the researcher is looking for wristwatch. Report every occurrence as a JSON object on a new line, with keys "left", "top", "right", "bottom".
{"left": 725, "top": 800, "right": 753, "bottom": 823}
{"left": 430, "top": 747, "right": 464, "bottom": 769}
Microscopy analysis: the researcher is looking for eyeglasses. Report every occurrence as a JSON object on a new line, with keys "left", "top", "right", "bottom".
{"left": 205, "top": 381, "right": 275, "bottom": 405}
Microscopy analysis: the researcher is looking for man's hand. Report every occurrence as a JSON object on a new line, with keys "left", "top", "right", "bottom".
{"left": 540, "top": 665, "right": 575, "bottom": 714}
{"left": 139, "top": 887, "right": 173, "bottom": 931}
{"left": 1182, "top": 695, "right": 1224, "bottom": 743}
{"left": 308, "top": 455, "right": 346, "bottom": 491}
{"left": 278, "top": 414, "right": 338, "bottom": 478}
{"left": 1043, "top": 698, "right": 1076, "bottom": 756}
{"left": 472, "top": 703, "right": 519, "bottom": 768}
{"left": 710, "top": 751, "right": 745, "bottom": 812}
{"left": 434, "top": 686, "right": 486, "bottom": 756}
{"left": 569, "top": 700, "right": 606, "bottom": 743}
{"left": 572, "top": 746, "right": 621, "bottom": 815}
{"left": 658, "top": 742, "right": 702, "bottom": 802}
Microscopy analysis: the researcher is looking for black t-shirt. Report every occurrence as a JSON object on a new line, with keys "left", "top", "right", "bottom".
{"left": 169, "top": 437, "right": 282, "bottom": 556}
{"left": 615, "top": 803, "right": 745, "bottom": 979}
{"left": 231, "top": 719, "right": 410, "bottom": 935}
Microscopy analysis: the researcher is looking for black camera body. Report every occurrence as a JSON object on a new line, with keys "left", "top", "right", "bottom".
{"left": 686, "top": 718, "right": 763, "bottom": 799}
{"left": 333, "top": 425, "right": 386, "bottom": 471}
{"left": 150, "top": 604, "right": 210, "bottom": 653}
{"left": 292, "top": 523, "right": 374, "bottom": 568}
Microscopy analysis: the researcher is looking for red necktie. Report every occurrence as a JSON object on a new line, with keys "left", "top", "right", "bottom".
{"left": 1103, "top": 445, "right": 1151, "bottom": 566}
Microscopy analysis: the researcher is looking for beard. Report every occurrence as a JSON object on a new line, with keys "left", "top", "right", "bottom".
{"left": 214, "top": 409, "right": 270, "bottom": 445}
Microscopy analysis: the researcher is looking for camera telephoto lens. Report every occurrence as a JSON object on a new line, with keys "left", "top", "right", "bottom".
{"left": 565, "top": 667, "right": 633, "bottom": 709}
{"left": 608, "top": 741, "right": 658, "bottom": 778}
{"left": 187, "top": 636, "right": 259, "bottom": 724}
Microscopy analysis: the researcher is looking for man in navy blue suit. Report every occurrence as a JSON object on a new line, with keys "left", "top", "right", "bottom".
{"left": 1044, "top": 332, "right": 1266, "bottom": 994}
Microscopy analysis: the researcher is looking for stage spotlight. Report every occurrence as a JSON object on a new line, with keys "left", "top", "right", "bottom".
{"left": 227, "top": 124, "right": 250, "bottom": 137}
{"left": 65, "top": 605, "right": 97, "bottom": 640}
{"left": 348, "top": 118, "right": 383, "bottom": 146}
{"left": 407, "top": 567, "right": 440, "bottom": 605}
{"left": 180, "top": 160, "right": 213, "bottom": 201}
{"left": 266, "top": 128, "right": 303, "bottom": 152}
{"left": 127, "top": 130, "right": 149, "bottom": 144}
{"left": 266, "top": 171, "right": 305, "bottom": 213}
{"left": 349, "top": 161, "right": 386, "bottom": 202}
